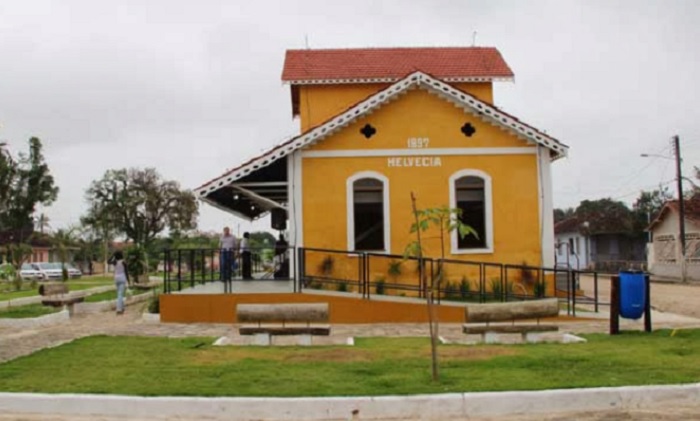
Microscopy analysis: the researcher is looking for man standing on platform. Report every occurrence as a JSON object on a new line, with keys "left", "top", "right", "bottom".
{"left": 241, "top": 232, "right": 252, "bottom": 280}
{"left": 219, "top": 227, "right": 238, "bottom": 281}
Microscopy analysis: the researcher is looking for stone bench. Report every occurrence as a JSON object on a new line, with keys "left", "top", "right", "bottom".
{"left": 39, "top": 282, "right": 84, "bottom": 316}
{"left": 463, "top": 298, "right": 559, "bottom": 344}
{"left": 236, "top": 303, "right": 330, "bottom": 345}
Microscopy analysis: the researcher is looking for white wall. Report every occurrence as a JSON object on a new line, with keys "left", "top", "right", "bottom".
{"left": 554, "top": 232, "right": 588, "bottom": 269}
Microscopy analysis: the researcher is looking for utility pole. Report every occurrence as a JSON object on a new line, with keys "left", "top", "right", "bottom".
{"left": 673, "top": 135, "right": 687, "bottom": 282}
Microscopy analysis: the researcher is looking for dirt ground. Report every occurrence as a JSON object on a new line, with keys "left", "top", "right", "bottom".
{"left": 579, "top": 275, "right": 700, "bottom": 319}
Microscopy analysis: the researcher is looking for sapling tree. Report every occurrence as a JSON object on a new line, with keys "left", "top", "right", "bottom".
{"left": 405, "top": 193, "right": 477, "bottom": 381}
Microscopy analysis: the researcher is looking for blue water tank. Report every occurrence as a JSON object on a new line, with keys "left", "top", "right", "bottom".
{"left": 619, "top": 271, "right": 646, "bottom": 320}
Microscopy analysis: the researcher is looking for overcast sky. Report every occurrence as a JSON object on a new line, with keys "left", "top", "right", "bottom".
{"left": 1, "top": 0, "right": 699, "bottom": 236}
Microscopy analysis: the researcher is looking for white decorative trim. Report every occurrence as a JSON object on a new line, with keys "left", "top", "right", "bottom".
{"left": 538, "top": 146, "right": 555, "bottom": 267}
{"left": 230, "top": 185, "right": 286, "bottom": 210}
{"left": 287, "top": 153, "right": 296, "bottom": 279}
{"left": 346, "top": 171, "right": 391, "bottom": 253}
{"left": 284, "top": 76, "right": 514, "bottom": 85}
{"left": 195, "top": 71, "right": 566, "bottom": 199}
{"left": 293, "top": 151, "right": 303, "bottom": 248}
{"left": 199, "top": 196, "right": 257, "bottom": 221}
{"left": 302, "top": 147, "right": 537, "bottom": 159}
{"left": 449, "top": 169, "right": 494, "bottom": 255}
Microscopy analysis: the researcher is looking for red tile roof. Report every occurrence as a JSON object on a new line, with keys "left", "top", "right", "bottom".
{"left": 648, "top": 195, "right": 700, "bottom": 231}
{"left": 281, "top": 47, "right": 514, "bottom": 83}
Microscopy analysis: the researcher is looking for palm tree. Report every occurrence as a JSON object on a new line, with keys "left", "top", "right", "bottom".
{"left": 35, "top": 213, "right": 51, "bottom": 234}
{"left": 52, "top": 227, "right": 77, "bottom": 281}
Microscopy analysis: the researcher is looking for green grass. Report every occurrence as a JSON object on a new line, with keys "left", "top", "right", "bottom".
{"left": 0, "top": 276, "right": 114, "bottom": 302}
{"left": 0, "top": 329, "right": 699, "bottom": 396}
{"left": 84, "top": 289, "right": 149, "bottom": 303}
{"left": 0, "top": 287, "right": 39, "bottom": 302}
{"left": 0, "top": 303, "right": 60, "bottom": 319}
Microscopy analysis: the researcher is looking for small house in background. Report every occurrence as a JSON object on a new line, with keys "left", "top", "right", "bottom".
{"left": 555, "top": 217, "right": 645, "bottom": 272}
{"left": 196, "top": 46, "right": 569, "bottom": 283}
{"left": 647, "top": 196, "right": 700, "bottom": 281}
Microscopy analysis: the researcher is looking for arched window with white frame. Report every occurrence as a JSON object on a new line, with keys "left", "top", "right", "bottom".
{"left": 449, "top": 169, "right": 493, "bottom": 254}
{"left": 346, "top": 171, "right": 390, "bottom": 252}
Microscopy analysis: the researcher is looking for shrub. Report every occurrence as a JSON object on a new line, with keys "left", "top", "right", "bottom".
{"left": 336, "top": 282, "right": 348, "bottom": 292}
{"left": 444, "top": 281, "right": 459, "bottom": 299}
{"left": 520, "top": 261, "right": 536, "bottom": 286}
{"left": 11, "top": 276, "right": 22, "bottom": 291}
{"left": 534, "top": 280, "right": 547, "bottom": 298}
{"left": 147, "top": 294, "right": 160, "bottom": 314}
{"left": 490, "top": 278, "right": 503, "bottom": 300}
{"left": 375, "top": 276, "right": 386, "bottom": 295}
{"left": 318, "top": 256, "right": 334, "bottom": 276}
{"left": 388, "top": 260, "right": 402, "bottom": 277}
{"left": 459, "top": 276, "right": 471, "bottom": 299}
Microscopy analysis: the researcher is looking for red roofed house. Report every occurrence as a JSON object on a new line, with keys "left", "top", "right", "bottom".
{"left": 195, "top": 46, "right": 568, "bottom": 288}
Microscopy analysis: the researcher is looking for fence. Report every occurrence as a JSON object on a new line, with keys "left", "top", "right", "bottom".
{"left": 296, "top": 247, "right": 606, "bottom": 315}
{"left": 162, "top": 247, "right": 294, "bottom": 293}
{"left": 160, "top": 246, "right": 607, "bottom": 316}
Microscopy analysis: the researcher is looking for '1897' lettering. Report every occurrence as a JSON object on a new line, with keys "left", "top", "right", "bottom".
{"left": 407, "top": 137, "right": 429, "bottom": 148}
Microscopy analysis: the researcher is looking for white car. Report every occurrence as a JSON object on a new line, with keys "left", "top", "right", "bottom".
{"left": 20, "top": 263, "right": 44, "bottom": 281}
{"left": 66, "top": 264, "right": 82, "bottom": 279}
{"left": 31, "top": 262, "right": 64, "bottom": 281}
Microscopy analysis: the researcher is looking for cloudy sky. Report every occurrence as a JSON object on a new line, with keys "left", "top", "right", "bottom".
{"left": 1, "top": 0, "right": 699, "bottom": 235}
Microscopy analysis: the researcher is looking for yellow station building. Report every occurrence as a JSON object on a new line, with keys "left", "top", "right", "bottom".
{"left": 196, "top": 46, "right": 568, "bottom": 288}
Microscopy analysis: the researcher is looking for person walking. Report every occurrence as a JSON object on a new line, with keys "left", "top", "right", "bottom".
{"left": 241, "top": 232, "right": 252, "bottom": 280}
{"left": 112, "top": 250, "right": 129, "bottom": 315}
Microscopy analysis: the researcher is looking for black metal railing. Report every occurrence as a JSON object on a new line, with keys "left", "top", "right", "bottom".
{"left": 162, "top": 247, "right": 295, "bottom": 293}
{"left": 297, "top": 247, "right": 608, "bottom": 315}
{"left": 161, "top": 246, "right": 608, "bottom": 317}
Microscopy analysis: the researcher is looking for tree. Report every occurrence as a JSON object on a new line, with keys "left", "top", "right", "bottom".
{"left": 84, "top": 168, "right": 199, "bottom": 271}
{"left": 52, "top": 228, "right": 77, "bottom": 281}
{"left": 0, "top": 138, "right": 59, "bottom": 241}
{"left": 575, "top": 198, "right": 634, "bottom": 235}
{"left": 35, "top": 213, "right": 51, "bottom": 234}
{"left": 405, "top": 196, "right": 477, "bottom": 381}
{"left": 0, "top": 138, "right": 58, "bottom": 273}
{"left": 633, "top": 187, "right": 673, "bottom": 230}
{"left": 81, "top": 208, "right": 118, "bottom": 275}
{"left": 553, "top": 207, "right": 575, "bottom": 223}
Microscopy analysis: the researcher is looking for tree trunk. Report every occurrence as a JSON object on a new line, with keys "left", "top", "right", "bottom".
{"left": 411, "top": 192, "right": 439, "bottom": 381}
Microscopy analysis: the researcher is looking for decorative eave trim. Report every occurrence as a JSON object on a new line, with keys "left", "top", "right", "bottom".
{"left": 196, "top": 71, "right": 567, "bottom": 198}
{"left": 284, "top": 76, "right": 514, "bottom": 85}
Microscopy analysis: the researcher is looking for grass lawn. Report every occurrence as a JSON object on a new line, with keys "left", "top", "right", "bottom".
{"left": 0, "top": 303, "right": 60, "bottom": 319}
{"left": 0, "top": 277, "right": 114, "bottom": 302}
{"left": 0, "top": 287, "right": 39, "bottom": 302}
{"left": 0, "top": 329, "right": 698, "bottom": 396}
{"left": 84, "top": 289, "right": 150, "bottom": 303}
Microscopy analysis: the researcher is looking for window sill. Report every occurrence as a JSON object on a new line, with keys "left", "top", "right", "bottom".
{"left": 349, "top": 250, "right": 390, "bottom": 256}
{"left": 451, "top": 247, "right": 493, "bottom": 255}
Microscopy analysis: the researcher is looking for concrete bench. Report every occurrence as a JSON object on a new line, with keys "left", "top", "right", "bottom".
{"left": 39, "top": 282, "right": 84, "bottom": 316}
{"left": 236, "top": 303, "right": 330, "bottom": 345}
{"left": 463, "top": 298, "right": 559, "bottom": 344}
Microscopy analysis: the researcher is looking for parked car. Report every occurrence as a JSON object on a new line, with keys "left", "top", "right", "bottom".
{"left": 65, "top": 264, "right": 82, "bottom": 279}
{"left": 20, "top": 263, "right": 44, "bottom": 281}
{"left": 31, "top": 262, "right": 64, "bottom": 281}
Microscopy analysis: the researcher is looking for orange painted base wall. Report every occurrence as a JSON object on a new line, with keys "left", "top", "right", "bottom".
{"left": 160, "top": 293, "right": 466, "bottom": 324}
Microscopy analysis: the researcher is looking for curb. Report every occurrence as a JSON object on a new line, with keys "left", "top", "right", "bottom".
{"left": 0, "top": 310, "right": 70, "bottom": 328}
{"left": 0, "top": 383, "right": 698, "bottom": 420}
{"left": 73, "top": 291, "right": 152, "bottom": 315}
